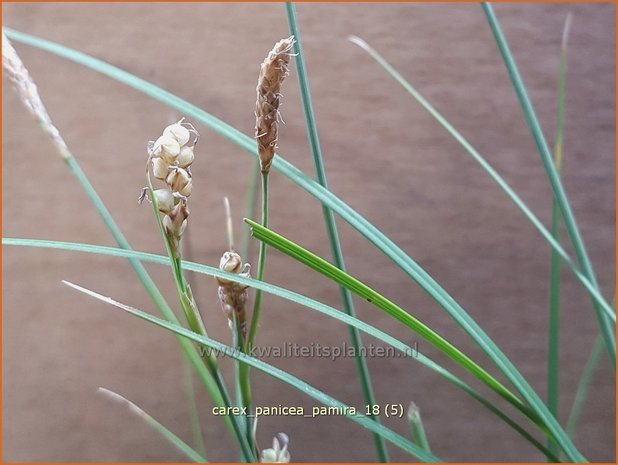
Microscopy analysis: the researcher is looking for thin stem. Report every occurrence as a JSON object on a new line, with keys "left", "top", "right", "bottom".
{"left": 238, "top": 171, "right": 269, "bottom": 456}
{"left": 246, "top": 172, "right": 269, "bottom": 349}
{"left": 482, "top": 2, "right": 615, "bottom": 367}
{"left": 147, "top": 177, "right": 254, "bottom": 462}
{"left": 285, "top": 3, "right": 388, "bottom": 462}
{"left": 241, "top": 159, "right": 261, "bottom": 260}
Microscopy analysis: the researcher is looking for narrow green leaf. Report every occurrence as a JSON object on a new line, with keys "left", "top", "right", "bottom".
{"left": 65, "top": 281, "right": 441, "bottom": 463}
{"left": 98, "top": 387, "right": 207, "bottom": 462}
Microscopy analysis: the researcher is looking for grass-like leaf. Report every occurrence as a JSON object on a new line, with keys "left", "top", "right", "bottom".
{"left": 98, "top": 387, "right": 207, "bottom": 462}
{"left": 63, "top": 280, "right": 441, "bottom": 463}
{"left": 3, "top": 237, "right": 558, "bottom": 460}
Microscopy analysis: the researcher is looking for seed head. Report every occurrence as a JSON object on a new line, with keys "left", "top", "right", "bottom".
{"left": 144, "top": 119, "right": 198, "bottom": 258}
{"left": 255, "top": 36, "right": 295, "bottom": 174}
{"left": 2, "top": 32, "right": 71, "bottom": 160}
{"left": 216, "top": 251, "right": 251, "bottom": 337}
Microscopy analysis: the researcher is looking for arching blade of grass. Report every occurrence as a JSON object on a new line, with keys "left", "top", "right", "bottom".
{"left": 98, "top": 387, "right": 207, "bottom": 463}
{"left": 482, "top": 2, "right": 615, "bottom": 368}
{"left": 285, "top": 4, "right": 387, "bottom": 462}
{"left": 346, "top": 35, "right": 614, "bottom": 325}
{"left": 3, "top": 237, "right": 558, "bottom": 460}
{"left": 2, "top": 29, "right": 585, "bottom": 461}
{"left": 547, "top": 13, "right": 572, "bottom": 458}
{"left": 63, "top": 280, "right": 441, "bottom": 463}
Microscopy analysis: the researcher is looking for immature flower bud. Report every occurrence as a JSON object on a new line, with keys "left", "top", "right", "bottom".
{"left": 166, "top": 167, "right": 193, "bottom": 197}
{"left": 177, "top": 145, "right": 195, "bottom": 168}
{"left": 152, "top": 188, "right": 175, "bottom": 214}
{"left": 255, "top": 36, "right": 295, "bottom": 174}
{"left": 163, "top": 121, "right": 191, "bottom": 147}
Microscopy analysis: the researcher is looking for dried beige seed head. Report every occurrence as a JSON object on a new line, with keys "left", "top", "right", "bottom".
{"left": 145, "top": 119, "right": 198, "bottom": 259}
{"left": 255, "top": 36, "right": 295, "bottom": 174}
{"left": 2, "top": 32, "right": 71, "bottom": 160}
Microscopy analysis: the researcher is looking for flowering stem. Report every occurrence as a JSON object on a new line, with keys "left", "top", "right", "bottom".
{"left": 238, "top": 171, "right": 270, "bottom": 454}
{"left": 147, "top": 174, "right": 255, "bottom": 462}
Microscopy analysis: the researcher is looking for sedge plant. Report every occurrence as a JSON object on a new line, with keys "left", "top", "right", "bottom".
{"left": 3, "top": 4, "right": 614, "bottom": 462}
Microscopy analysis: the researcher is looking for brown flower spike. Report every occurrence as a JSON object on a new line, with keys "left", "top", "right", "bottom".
{"left": 255, "top": 36, "right": 295, "bottom": 174}
{"left": 216, "top": 252, "right": 251, "bottom": 338}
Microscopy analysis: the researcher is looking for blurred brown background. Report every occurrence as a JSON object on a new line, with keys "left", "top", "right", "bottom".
{"left": 2, "top": 2, "right": 615, "bottom": 462}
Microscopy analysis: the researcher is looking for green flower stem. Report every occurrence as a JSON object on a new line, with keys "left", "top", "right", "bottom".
{"left": 285, "top": 3, "right": 388, "bottom": 462}
{"left": 64, "top": 157, "right": 252, "bottom": 461}
{"left": 146, "top": 179, "right": 255, "bottom": 462}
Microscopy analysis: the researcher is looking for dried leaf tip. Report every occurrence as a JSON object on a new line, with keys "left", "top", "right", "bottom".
{"left": 255, "top": 36, "right": 296, "bottom": 174}
{"left": 2, "top": 32, "right": 71, "bottom": 160}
